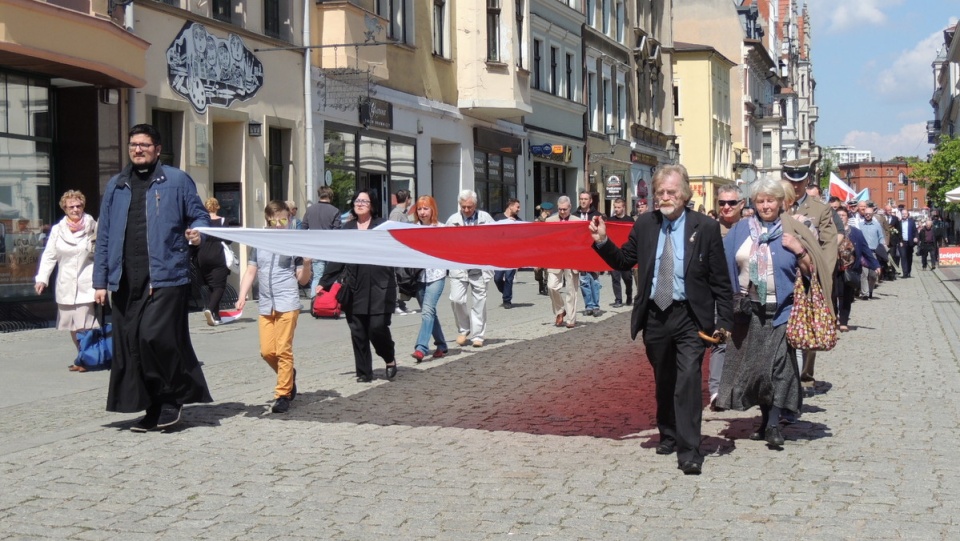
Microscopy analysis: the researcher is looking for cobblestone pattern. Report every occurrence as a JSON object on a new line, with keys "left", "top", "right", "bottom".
{"left": 1, "top": 271, "right": 958, "bottom": 539}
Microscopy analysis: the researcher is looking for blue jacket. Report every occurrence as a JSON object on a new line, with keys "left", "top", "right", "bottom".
{"left": 93, "top": 163, "right": 209, "bottom": 291}
{"left": 846, "top": 227, "right": 880, "bottom": 273}
{"left": 724, "top": 219, "right": 800, "bottom": 327}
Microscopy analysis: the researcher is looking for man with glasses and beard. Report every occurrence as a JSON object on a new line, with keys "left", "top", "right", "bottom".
{"left": 589, "top": 165, "right": 733, "bottom": 475}
{"left": 94, "top": 124, "right": 211, "bottom": 432}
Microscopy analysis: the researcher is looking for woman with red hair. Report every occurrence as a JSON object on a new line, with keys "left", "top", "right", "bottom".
{"left": 410, "top": 195, "right": 449, "bottom": 362}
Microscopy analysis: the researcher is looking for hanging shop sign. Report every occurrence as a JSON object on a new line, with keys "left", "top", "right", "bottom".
{"left": 605, "top": 175, "right": 623, "bottom": 200}
{"left": 530, "top": 143, "right": 572, "bottom": 163}
{"left": 166, "top": 21, "right": 265, "bottom": 114}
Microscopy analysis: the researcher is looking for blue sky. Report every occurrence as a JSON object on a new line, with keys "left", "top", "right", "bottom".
{"left": 807, "top": 0, "right": 958, "bottom": 161}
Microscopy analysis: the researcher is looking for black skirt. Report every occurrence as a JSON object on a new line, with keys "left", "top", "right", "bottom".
{"left": 716, "top": 301, "right": 802, "bottom": 413}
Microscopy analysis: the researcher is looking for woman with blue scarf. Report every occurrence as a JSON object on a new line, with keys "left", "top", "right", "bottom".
{"left": 716, "top": 178, "right": 823, "bottom": 447}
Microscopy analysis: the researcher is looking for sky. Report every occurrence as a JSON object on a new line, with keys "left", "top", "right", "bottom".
{"left": 806, "top": 0, "right": 958, "bottom": 161}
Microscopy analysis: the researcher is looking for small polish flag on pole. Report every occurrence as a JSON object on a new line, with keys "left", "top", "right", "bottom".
{"left": 829, "top": 172, "right": 857, "bottom": 202}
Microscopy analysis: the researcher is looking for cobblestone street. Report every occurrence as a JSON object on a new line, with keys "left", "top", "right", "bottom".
{"left": 1, "top": 269, "right": 959, "bottom": 539}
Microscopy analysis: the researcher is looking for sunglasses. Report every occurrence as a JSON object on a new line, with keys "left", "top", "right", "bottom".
{"left": 267, "top": 218, "right": 289, "bottom": 226}
{"left": 718, "top": 200, "right": 740, "bottom": 207}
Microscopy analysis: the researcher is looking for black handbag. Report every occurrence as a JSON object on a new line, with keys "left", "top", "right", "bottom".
{"left": 335, "top": 268, "right": 353, "bottom": 307}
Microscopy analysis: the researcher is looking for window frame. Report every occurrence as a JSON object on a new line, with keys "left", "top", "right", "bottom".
{"left": 487, "top": 0, "right": 502, "bottom": 62}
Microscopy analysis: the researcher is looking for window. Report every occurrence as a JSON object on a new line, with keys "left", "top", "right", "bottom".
{"left": 213, "top": 0, "right": 231, "bottom": 23}
{"left": 603, "top": 76, "right": 611, "bottom": 133}
{"left": 151, "top": 110, "right": 178, "bottom": 167}
{"left": 533, "top": 39, "right": 543, "bottom": 90}
{"left": 550, "top": 46, "right": 559, "bottom": 95}
{"left": 912, "top": 182, "right": 918, "bottom": 191}
{"left": 432, "top": 0, "right": 448, "bottom": 57}
{"left": 565, "top": 53, "right": 574, "bottom": 100}
{"left": 617, "top": 83, "right": 625, "bottom": 137}
{"left": 616, "top": 1, "right": 625, "bottom": 42}
{"left": 913, "top": 198, "right": 919, "bottom": 208}
{"left": 515, "top": 0, "right": 525, "bottom": 68}
{"left": 264, "top": 0, "right": 280, "bottom": 38}
{"left": 588, "top": 71, "right": 597, "bottom": 131}
{"left": 887, "top": 181, "right": 894, "bottom": 192}
{"left": 377, "top": 0, "right": 413, "bottom": 45}
{"left": 762, "top": 132, "right": 772, "bottom": 168}
{"left": 898, "top": 189, "right": 905, "bottom": 201}
{"left": 268, "top": 128, "right": 289, "bottom": 203}
{"left": 586, "top": 0, "right": 595, "bottom": 27}
{"left": 487, "top": 0, "right": 501, "bottom": 62}
{"left": 601, "top": 0, "right": 610, "bottom": 34}
{"left": 673, "top": 84, "right": 679, "bottom": 117}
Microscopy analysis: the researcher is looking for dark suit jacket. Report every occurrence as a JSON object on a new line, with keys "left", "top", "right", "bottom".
{"left": 319, "top": 218, "right": 396, "bottom": 315}
{"left": 595, "top": 209, "right": 733, "bottom": 340}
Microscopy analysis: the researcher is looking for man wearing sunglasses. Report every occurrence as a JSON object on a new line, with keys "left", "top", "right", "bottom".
{"left": 706, "top": 184, "right": 743, "bottom": 411}
{"left": 94, "top": 123, "right": 212, "bottom": 432}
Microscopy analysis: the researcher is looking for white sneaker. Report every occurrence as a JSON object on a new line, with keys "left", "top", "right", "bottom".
{"left": 394, "top": 307, "right": 407, "bottom": 315}
{"left": 203, "top": 309, "right": 219, "bottom": 327}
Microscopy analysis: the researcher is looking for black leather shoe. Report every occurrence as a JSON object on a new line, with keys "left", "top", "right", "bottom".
{"left": 357, "top": 375, "right": 372, "bottom": 383}
{"left": 748, "top": 430, "right": 764, "bottom": 441}
{"left": 655, "top": 442, "right": 676, "bottom": 455}
{"left": 765, "top": 426, "right": 785, "bottom": 446}
{"left": 679, "top": 461, "right": 702, "bottom": 475}
{"left": 385, "top": 363, "right": 397, "bottom": 379}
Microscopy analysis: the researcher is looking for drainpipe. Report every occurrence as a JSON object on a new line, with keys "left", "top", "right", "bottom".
{"left": 303, "top": 0, "right": 315, "bottom": 203}
{"left": 124, "top": 3, "right": 136, "bottom": 126}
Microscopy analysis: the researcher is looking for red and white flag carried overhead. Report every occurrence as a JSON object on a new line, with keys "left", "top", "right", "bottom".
{"left": 200, "top": 220, "right": 635, "bottom": 272}
{"left": 829, "top": 171, "right": 857, "bottom": 202}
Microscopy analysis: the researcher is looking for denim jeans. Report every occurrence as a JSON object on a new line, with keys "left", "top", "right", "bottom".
{"left": 415, "top": 279, "right": 448, "bottom": 354}
{"left": 309, "top": 260, "right": 327, "bottom": 298}
{"left": 579, "top": 272, "right": 601, "bottom": 310}
{"left": 493, "top": 269, "right": 516, "bottom": 303}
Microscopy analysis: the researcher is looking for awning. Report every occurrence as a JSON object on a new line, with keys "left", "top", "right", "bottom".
{"left": 945, "top": 186, "right": 960, "bottom": 203}
{"left": 0, "top": 0, "right": 149, "bottom": 87}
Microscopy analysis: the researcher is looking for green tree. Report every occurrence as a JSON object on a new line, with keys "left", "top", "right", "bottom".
{"left": 818, "top": 155, "right": 835, "bottom": 190}
{"left": 910, "top": 135, "right": 960, "bottom": 210}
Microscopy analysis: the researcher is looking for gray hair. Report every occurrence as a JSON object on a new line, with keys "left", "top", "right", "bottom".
{"left": 750, "top": 177, "right": 787, "bottom": 202}
{"left": 457, "top": 189, "right": 478, "bottom": 205}
{"left": 717, "top": 183, "right": 742, "bottom": 201}
{"left": 557, "top": 195, "right": 572, "bottom": 206}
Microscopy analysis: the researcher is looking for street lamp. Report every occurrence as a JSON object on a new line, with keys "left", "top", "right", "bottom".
{"left": 666, "top": 141, "right": 677, "bottom": 164}
{"left": 606, "top": 127, "right": 618, "bottom": 154}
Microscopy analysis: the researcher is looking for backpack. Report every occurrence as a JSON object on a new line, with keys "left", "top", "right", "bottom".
{"left": 838, "top": 235, "right": 856, "bottom": 270}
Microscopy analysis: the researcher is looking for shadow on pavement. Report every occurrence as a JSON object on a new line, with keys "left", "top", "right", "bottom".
{"left": 285, "top": 313, "right": 662, "bottom": 440}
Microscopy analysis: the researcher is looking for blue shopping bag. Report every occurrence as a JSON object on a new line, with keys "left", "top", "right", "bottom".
{"left": 74, "top": 306, "right": 113, "bottom": 370}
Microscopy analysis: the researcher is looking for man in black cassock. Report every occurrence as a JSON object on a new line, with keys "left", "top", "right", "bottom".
{"left": 93, "top": 124, "right": 211, "bottom": 432}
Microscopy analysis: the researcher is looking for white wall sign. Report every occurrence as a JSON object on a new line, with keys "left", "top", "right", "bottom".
{"left": 194, "top": 124, "right": 208, "bottom": 166}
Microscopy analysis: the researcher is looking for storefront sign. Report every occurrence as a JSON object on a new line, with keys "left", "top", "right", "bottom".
{"left": 631, "top": 151, "right": 657, "bottom": 167}
{"left": 194, "top": 124, "right": 208, "bottom": 166}
{"left": 502, "top": 157, "right": 516, "bottom": 183}
{"left": 475, "top": 127, "right": 521, "bottom": 155}
{"left": 359, "top": 97, "right": 393, "bottom": 130}
{"left": 939, "top": 247, "right": 960, "bottom": 266}
{"left": 474, "top": 152, "right": 487, "bottom": 177}
{"left": 166, "top": 22, "right": 265, "bottom": 114}
{"left": 605, "top": 175, "right": 623, "bottom": 199}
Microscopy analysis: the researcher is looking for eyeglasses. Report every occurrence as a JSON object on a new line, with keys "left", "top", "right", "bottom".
{"left": 66, "top": 204, "right": 83, "bottom": 209}
{"left": 128, "top": 142, "right": 156, "bottom": 150}
{"left": 718, "top": 200, "right": 740, "bottom": 207}
{"left": 354, "top": 199, "right": 371, "bottom": 206}
{"left": 267, "top": 218, "right": 289, "bottom": 226}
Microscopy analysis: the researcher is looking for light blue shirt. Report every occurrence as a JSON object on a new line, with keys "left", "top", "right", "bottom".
{"left": 857, "top": 218, "right": 885, "bottom": 250}
{"left": 650, "top": 211, "right": 687, "bottom": 303}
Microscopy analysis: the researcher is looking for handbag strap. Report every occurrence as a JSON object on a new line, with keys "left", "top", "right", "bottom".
{"left": 95, "top": 301, "right": 108, "bottom": 329}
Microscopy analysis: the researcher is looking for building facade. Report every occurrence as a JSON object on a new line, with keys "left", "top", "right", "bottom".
{"left": 672, "top": 41, "right": 736, "bottom": 212}
{"left": 839, "top": 161, "right": 928, "bottom": 213}
{"left": 930, "top": 23, "right": 959, "bottom": 143}
{"left": 824, "top": 145, "right": 873, "bottom": 165}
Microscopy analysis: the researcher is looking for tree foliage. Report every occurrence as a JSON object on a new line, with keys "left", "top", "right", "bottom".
{"left": 911, "top": 135, "right": 960, "bottom": 210}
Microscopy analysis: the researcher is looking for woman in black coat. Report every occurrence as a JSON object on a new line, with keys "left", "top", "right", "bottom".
{"left": 318, "top": 190, "right": 398, "bottom": 382}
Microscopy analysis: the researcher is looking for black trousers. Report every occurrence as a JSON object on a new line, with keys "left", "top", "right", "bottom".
{"left": 610, "top": 270, "right": 632, "bottom": 303}
{"left": 346, "top": 312, "right": 395, "bottom": 379}
{"left": 642, "top": 301, "right": 705, "bottom": 466}
{"left": 198, "top": 263, "right": 229, "bottom": 315}
{"left": 899, "top": 243, "right": 914, "bottom": 276}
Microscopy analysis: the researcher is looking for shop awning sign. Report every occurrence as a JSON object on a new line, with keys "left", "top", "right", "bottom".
{"left": 166, "top": 22, "right": 265, "bottom": 114}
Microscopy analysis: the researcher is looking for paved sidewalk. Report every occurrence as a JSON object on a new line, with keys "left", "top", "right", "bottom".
{"left": 1, "top": 270, "right": 959, "bottom": 539}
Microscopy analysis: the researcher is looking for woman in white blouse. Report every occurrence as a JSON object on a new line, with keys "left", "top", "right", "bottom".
{"left": 410, "top": 195, "right": 449, "bottom": 362}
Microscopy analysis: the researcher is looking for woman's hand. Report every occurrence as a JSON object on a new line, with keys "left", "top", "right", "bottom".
{"left": 34, "top": 282, "right": 45, "bottom": 295}
{"left": 315, "top": 285, "right": 326, "bottom": 295}
{"left": 781, "top": 232, "right": 803, "bottom": 255}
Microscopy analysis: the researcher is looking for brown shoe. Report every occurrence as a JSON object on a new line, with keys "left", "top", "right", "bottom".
{"left": 456, "top": 334, "right": 468, "bottom": 346}
{"left": 555, "top": 311, "right": 566, "bottom": 327}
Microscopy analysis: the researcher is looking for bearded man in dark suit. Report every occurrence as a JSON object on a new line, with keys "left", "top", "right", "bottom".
{"left": 590, "top": 164, "right": 733, "bottom": 475}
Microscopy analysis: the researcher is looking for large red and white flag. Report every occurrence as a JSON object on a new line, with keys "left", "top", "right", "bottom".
{"left": 200, "top": 220, "right": 635, "bottom": 272}
{"left": 829, "top": 171, "right": 857, "bottom": 202}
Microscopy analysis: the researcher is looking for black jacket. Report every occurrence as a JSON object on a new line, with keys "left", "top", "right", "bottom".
{"left": 319, "top": 218, "right": 396, "bottom": 315}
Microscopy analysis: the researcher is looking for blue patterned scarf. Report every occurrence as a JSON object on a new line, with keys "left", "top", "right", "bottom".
{"left": 747, "top": 216, "right": 783, "bottom": 301}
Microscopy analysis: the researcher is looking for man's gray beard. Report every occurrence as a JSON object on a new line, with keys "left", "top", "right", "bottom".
{"left": 659, "top": 205, "right": 676, "bottom": 216}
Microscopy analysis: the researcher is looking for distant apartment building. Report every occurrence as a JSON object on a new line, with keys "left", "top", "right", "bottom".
{"left": 825, "top": 146, "right": 873, "bottom": 165}
{"left": 838, "top": 161, "right": 927, "bottom": 212}
{"left": 930, "top": 23, "right": 959, "bottom": 143}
